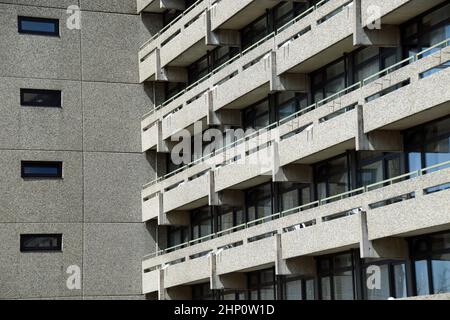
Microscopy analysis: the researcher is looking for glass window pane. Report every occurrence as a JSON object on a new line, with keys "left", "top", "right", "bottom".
{"left": 365, "top": 265, "right": 390, "bottom": 300}
{"left": 249, "top": 289, "right": 258, "bottom": 300}
{"left": 326, "top": 60, "right": 345, "bottom": 79}
{"left": 334, "top": 270, "right": 354, "bottom": 300}
{"left": 21, "top": 161, "right": 62, "bottom": 178}
{"left": 305, "top": 279, "right": 315, "bottom": 300}
{"left": 424, "top": 138, "right": 450, "bottom": 171}
{"left": 431, "top": 253, "right": 450, "bottom": 294}
{"left": 356, "top": 59, "right": 379, "bottom": 82}
{"left": 324, "top": 77, "right": 345, "bottom": 97}
{"left": 300, "top": 187, "right": 311, "bottom": 205}
{"left": 320, "top": 277, "right": 332, "bottom": 300}
{"left": 317, "top": 182, "right": 327, "bottom": 200}
{"left": 334, "top": 253, "right": 353, "bottom": 268}
{"left": 223, "top": 293, "right": 236, "bottom": 300}
{"left": 258, "top": 198, "right": 272, "bottom": 218}
{"left": 24, "top": 166, "right": 58, "bottom": 175}
{"left": 408, "top": 152, "right": 422, "bottom": 171}
{"left": 20, "top": 234, "right": 62, "bottom": 252}
{"left": 328, "top": 172, "right": 348, "bottom": 196}
{"left": 247, "top": 206, "right": 256, "bottom": 222}
{"left": 281, "top": 189, "right": 298, "bottom": 211}
{"left": 21, "top": 89, "right": 62, "bottom": 108}
{"left": 285, "top": 279, "right": 302, "bottom": 300}
{"left": 361, "top": 160, "right": 383, "bottom": 186}
{"left": 415, "top": 260, "right": 430, "bottom": 296}
{"left": 394, "top": 264, "right": 408, "bottom": 299}
{"left": 387, "top": 156, "right": 401, "bottom": 178}
{"left": 219, "top": 210, "right": 234, "bottom": 231}
{"left": 19, "top": 17, "right": 59, "bottom": 36}
{"left": 260, "top": 286, "right": 275, "bottom": 300}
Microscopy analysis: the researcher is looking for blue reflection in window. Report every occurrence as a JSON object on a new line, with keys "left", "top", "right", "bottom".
{"left": 21, "top": 161, "right": 62, "bottom": 178}
{"left": 18, "top": 16, "right": 59, "bottom": 36}
{"left": 23, "top": 166, "right": 58, "bottom": 175}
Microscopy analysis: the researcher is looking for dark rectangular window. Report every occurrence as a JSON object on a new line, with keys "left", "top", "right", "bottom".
{"left": 21, "top": 161, "right": 63, "bottom": 178}
{"left": 20, "top": 234, "right": 62, "bottom": 252}
{"left": 18, "top": 16, "right": 59, "bottom": 36}
{"left": 20, "top": 89, "right": 62, "bottom": 108}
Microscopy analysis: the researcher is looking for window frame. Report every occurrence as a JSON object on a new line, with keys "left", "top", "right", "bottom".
{"left": 21, "top": 161, "right": 63, "bottom": 179}
{"left": 20, "top": 234, "right": 63, "bottom": 252}
{"left": 18, "top": 16, "right": 60, "bottom": 37}
{"left": 20, "top": 88, "right": 62, "bottom": 108}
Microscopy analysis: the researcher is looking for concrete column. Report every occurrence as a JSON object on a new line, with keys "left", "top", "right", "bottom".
{"left": 208, "top": 170, "right": 219, "bottom": 206}
{"left": 156, "top": 120, "right": 176, "bottom": 153}
{"left": 157, "top": 268, "right": 166, "bottom": 300}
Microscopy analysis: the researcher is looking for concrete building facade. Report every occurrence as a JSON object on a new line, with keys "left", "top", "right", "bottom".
{"left": 139, "top": 0, "right": 450, "bottom": 300}
{"left": 0, "top": 0, "right": 160, "bottom": 299}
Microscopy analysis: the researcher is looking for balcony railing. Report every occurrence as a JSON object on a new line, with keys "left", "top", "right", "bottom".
{"left": 144, "top": 159, "right": 450, "bottom": 261}
{"left": 143, "top": 38, "right": 450, "bottom": 191}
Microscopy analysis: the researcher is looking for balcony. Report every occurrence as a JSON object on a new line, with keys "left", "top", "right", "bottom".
{"left": 142, "top": 160, "right": 450, "bottom": 294}
{"left": 164, "top": 255, "right": 211, "bottom": 288}
{"left": 367, "top": 166, "right": 450, "bottom": 240}
{"left": 141, "top": 41, "right": 450, "bottom": 222}
{"left": 212, "top": 51, "right": 273, "bottom": 110}
{"left": 163, "top": 170, "right": 211, "bottom": 212}
{"left": 140, "top": 0, "right": 349, "bottom": 152}
{"left": 139, "top": 0, "right": 210, "bottom": 82}
{"left": 276, "top": 0, "right": 354, "bottom": 75}
{"left": 142, "top": 267, "right": 160, "bottom": 294}
{"left": 142, "top": 0, "right": 427, "bottom": 152}
{"left": 216, "top": 236, "right": 277, "bottom": 275}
